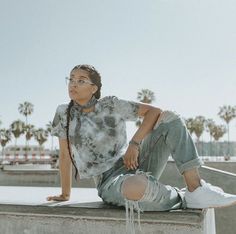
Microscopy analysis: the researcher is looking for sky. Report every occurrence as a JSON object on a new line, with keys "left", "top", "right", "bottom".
{"left": 0, "top": 0, "right": 236, "bottom": 149}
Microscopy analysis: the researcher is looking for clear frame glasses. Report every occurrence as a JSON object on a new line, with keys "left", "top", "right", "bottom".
{"left": 65, "top": 77, "right": 94, "bottom": 86}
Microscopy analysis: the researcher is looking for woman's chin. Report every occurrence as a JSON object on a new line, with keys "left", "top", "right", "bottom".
{"left": 69, "top": 93, "right": 77, "bottom": 99}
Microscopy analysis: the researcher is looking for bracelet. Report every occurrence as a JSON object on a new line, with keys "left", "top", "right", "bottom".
{"left": 129, "top": 139, "right": 141, "bottom": 149}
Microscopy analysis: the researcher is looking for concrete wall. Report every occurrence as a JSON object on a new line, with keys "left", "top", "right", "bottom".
{"left": 0, "top": 170, "right": 60, "bottom": 186}
{"left": 0, "top": 204, "right": 215, "bottom": 234}
{"left": 1, "top": 161, "right": 236, "bottom": 188}
{"left": 0, "top": 168, "right": 95, "bottom": 187}
{"left": 204, "top": 161, "right": 236, "bottom": 174}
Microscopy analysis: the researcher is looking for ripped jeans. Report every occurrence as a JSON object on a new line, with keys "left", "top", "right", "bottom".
{"left": 96, "top": 111, "right": 203, "bottom": 233}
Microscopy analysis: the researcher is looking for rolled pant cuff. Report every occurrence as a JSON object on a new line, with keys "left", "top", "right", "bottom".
{"left": 178, "top": 158, "right": 204, "bottom": 174}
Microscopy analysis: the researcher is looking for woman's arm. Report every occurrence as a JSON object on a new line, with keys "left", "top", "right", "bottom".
{"left": 132, "top": 103, "right": 162, "bottom": 143}
{"left": 123, "top": 103, "right": 162, "bottom": 170}
{"left": 47, "top": 138, "right": 73, "bottom": 201}
{"left": 58, "top": 138, "right": 72, "bottom": 199}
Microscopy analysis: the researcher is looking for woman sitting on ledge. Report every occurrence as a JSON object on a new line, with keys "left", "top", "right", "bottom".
{"left": 47, "top": 64, "right": 236, "bottom": 233}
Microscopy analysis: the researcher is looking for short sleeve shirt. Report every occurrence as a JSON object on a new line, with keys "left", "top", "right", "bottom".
{"left": 51, "top": 96, "right": 139, "bottom": 179}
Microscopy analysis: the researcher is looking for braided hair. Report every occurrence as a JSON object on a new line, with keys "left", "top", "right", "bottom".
{"left": 66, "top": 64, "right": 102, "bottom": 180}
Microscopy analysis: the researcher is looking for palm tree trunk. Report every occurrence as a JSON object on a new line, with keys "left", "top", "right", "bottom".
{"left": 25, "top": 116, "right": 28, "bottom": 156}
{"left": 2, "top": 147, "right": 4, "bottom": 160}
{"left": 25, "top": 138, "right": 27, "bottom": 156}
{"left": 197, "top": 137, "right": 200, "bottom": 155}
{"left": 14, "top": 138, "right": 17, "bottom": 156}
{"left": 51, "top": 136, "right": 54, "bottom": 151}
{"left": 227, "top": 123, "right": 230, "bottom": 156}
{"left": 201, "top": 135, "right": 204, "bottom": 156}
{"left": 210, "top": 135, "right": 212, "bottom": 156}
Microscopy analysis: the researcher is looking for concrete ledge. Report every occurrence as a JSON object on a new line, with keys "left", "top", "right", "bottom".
{"left": 0, "top": 204, "right": 214, "bottom": 234}
{"left": 0, "top": 203, "right": 205, "bottom": 225}
{"left": 0, "top": 187, "right": 215, "bottom": 234}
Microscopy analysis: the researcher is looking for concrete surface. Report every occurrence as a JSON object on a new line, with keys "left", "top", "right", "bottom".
{"left": 0, "top": 186, "right": 215, "bottom": 234}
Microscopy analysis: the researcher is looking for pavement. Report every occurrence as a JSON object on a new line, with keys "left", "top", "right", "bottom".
{"left": 0, "top": 186, "right": 102, "bottom": 207}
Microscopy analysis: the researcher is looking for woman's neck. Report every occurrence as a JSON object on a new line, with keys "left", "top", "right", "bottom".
{"left": 82, "top": 106, "right": 95, "bottom": 113}
{"left": 74, "top": 98, "right": 91, "bottom": 106}
{"left": 73, "top": 97, "right": 96, "bottom": 112}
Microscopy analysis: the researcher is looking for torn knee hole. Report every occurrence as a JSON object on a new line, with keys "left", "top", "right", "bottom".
{"left": 121, "top": 175, "right": 148, "bottom": 201}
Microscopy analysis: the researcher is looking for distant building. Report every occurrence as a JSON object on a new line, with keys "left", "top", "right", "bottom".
{"left": 0, "top": 145, "right": 58, "bottom": 165}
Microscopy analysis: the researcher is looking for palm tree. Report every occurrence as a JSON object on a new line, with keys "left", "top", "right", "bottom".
{"left": 137, "top": 89, "right": 155, "bottom": 104}
{"left": 193, "top": 116, "right": 206, "bottom": 140}
{"left": 205, "top": 119, "right": 216, "bottom": 155}
{"left": 0, "top": 129, "right": 12, "bottom": 159}
{"left": 218, "top": 105, "right": 236, "bottom": 156}
{"left": 24, "top": 124, "right": 35, "bottom": 152}
{"left": 185, "top": 118, "right": 195, "bottom": 135}
{"left": 18, "top": 101, "right": 34, "bottom": 126}
{"left": 34, "top": 128, "right": 48, "bottom": 153}
{"left": 212, "top": 125, "right": 227, "bottom": 141}
{"left": 192, "top": 116, "right": 206, "bottom": 155}
{"left": 136, "top": 89, "right": 155, "bottom": 127}
{"left": 18, "top": 101, "right": 34, "bottom": 150}
{"left": 211, "top": 124, "right": 227, "bottom": 156}
{"left": 46, "top": 121, "right": 54, "bottom": 151}
{"left": 10, "top": 120, "right": 25, "bottom": 154}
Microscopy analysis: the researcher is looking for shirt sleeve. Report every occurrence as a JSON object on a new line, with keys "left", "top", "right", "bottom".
{"left": 112, "top": 96, "right": 139, "bottom": 121}
{"left": 51, "top": 105, "right": 67, "bottom": 139}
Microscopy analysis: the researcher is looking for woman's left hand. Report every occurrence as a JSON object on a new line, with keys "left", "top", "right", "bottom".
{"left": 123, "top": 145, "right": 139, "bottom": 170}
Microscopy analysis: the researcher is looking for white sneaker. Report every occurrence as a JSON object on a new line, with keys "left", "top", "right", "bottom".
{"left": 184, "top": 179, "right": 236, "bottom": 209}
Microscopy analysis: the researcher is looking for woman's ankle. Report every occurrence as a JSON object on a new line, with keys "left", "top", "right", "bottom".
{"left": 183, "top": 168, "right": 201, "bottom": 192}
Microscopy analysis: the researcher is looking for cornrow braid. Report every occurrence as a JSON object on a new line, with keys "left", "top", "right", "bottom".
{"left": 66, "top": 100, "right": 79, "bottom": 181}
{"left": 65, "top": 64, "right": 102, "bottom": 180}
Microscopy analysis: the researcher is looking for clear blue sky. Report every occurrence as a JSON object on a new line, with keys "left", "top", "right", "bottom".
{"left": 0, "top": 0, "right": 236, "bottom": 149}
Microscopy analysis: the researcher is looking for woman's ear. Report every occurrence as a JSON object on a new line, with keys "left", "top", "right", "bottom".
{"left": 92, "top": 85, "right": 98, "bottom": 94}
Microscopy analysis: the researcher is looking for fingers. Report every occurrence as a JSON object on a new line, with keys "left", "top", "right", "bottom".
{"left": 134, "top": 156, "right": 139, "bottom": 168}
{"left": 123, "top": 155, "right": 139, "bottom": 170}
{"left": 123, "top": 145, "right": 140, "bottom": 170}
{"left": 46, "top": 196, "right": 58, "bottom": 201}
{"left": 46, "top": 195, "right": 67, "bottom": 201}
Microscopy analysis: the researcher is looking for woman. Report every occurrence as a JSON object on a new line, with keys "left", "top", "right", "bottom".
{"left": 47, "top": 64, "right": 236, "bottom": 233}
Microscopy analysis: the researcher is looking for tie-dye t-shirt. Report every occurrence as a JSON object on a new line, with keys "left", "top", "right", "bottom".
{"left": 51, "top": 96, "right": 139, "bottom": 179}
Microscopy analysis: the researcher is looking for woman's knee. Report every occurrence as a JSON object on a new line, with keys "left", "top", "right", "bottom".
{"left": 121, "top": 175, "right": 148, "bottom": 201}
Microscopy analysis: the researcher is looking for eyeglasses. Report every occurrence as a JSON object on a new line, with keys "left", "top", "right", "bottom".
{"left": 65, "top": 77, "right": 94, "bottom": 86}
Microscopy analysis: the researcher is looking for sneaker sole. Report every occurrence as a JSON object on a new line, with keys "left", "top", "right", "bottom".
{"left": 187, "top": 200, "right": 236, "bottom": 209}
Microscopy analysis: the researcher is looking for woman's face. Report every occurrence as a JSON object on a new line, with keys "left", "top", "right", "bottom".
{"left": 68, "top": 69, "right": 98, "bottom": 103}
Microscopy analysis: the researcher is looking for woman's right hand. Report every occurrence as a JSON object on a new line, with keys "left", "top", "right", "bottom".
{"left": 46, "top": 194, "right": 70, "bottom": 201}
